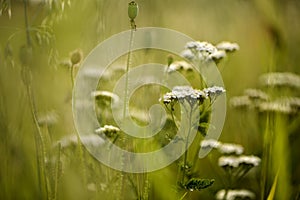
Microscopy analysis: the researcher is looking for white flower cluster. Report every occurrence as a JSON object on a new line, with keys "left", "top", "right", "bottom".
{"left": 181, "top": 41, "right": 239, "bottom": 63}
{"left": 259, "top": 72, "right": 300, "bottom": 89}
{"left": 258, "top": 101, "right": 294, "bottom": 114}
{"left": 216, "top": 189, "right": 255, "bottom": 200}
{"left": 162, "top": 86, "right": 225, "bottom": 107}
{"left": 200, "top": 139, "right": 244, "bottom": 155}
{"left": 216, "top": 41, "right": 240, "bottom": 52}
{"left": 243, "top": 88, "right": 269, "bottom": 101}
{"left": 95, "top": 125, "right": 120, "bottom": 138}
{"left": 162, "top": 86, "right": 207, "bottom": 105}
{"left": 167, "top": 61, "right": 194, "bottom": 73}
{"left": 230, "top": 96, "right": 252, "bottom": 109}
{"left": 218, "top": 143, "right": 244, "bottom": 155}
{"left": 200, "top": 139, "right": 221, "bottom": 149}
{"left": 37, "top": 111, "right": 58, "bottom": 126}
{"left": 58, "top": 135, "right": 105, "bottom": 149}
{"left": 92, "top": 90, "right": 119, "bottom": 104}
{"left": 218, "top": 155, "right": 261, "bottom": 168}
{"left": 204, "top": 86, "right": 226, "bottom": 99}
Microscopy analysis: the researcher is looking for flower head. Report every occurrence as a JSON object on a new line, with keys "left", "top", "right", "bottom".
{"left": 218, "top": 155, "right": 261, "bottom": 168}
{"left": 208, "top": 50, "right": 226, "bottom": 62}
{"left": 218, "top": 143, "right": 244, "bottom": 155}
{"left": 92, "top": 90, "right": 119, "bottom": 105}
{"left": 216, "top": 189, "right": 255, "bottom": 200}
{"left": 200, "top": 139, "right": 221, "bottom": 149}
{"left": 259, "top": 72, "right": 300, "bottom": 89}
{"left": 95, "top": 125, "right": 120, "bottom": 138}
{"left": 244, "top": 88, "right": 269, "bottom": 101}
{"left": 230, "top": 96, "right": 252, "bottom": 109}
{"left": 167, "top": 61, "right": 194, "bottom": 73}
{"left": 203, "top": 86, "right": 226, "bottom": 99}
{"left": 258, "top": 101, "right": 294, "bottom": 114}
{"left": 216, "top": 41, "right": 240, "bottom": 52}
{"left": 162, "top": 86, "right": 207, "bottom": 106}
{"left": 184, "top": 41, "right": 218, "bottom": 61}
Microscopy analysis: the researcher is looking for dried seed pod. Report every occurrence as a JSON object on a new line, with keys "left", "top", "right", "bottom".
{"left": 70, "top": 49, "right": 83, "bottom": 65}
{"left": 128, "top": 1, "right": 138, "bottom": 20}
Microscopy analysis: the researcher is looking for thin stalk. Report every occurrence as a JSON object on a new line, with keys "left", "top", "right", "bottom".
{"left": 70, "top": 70, "right": 87, "bottom": 188}
{"left": 70, "top": 64, "right": 75, "bottom": 88}
{"left": 179, "top": 191, "right": 188, "bottom": 200}
{"left": 181, "top": 104, "right": 193, "bottom": 185}
{"left": 26, "top": 83, "right": 49, "bottom": 199}
{"left": 23, "top": 0, "right": 48, "bottom": 198}
{"left": 261, "top": 113, "right": 272, "bottom": 200}
{"left": 123, "top": 28, "right": 134, "bottom": 119}
{"left": 116, "top": 24, "right": 135, "bottom": 200}
{"left": 53, "top": 142, "right": 61, "bottom": 200}
{"left": 23, "top": 0, "right": 31, "bottom": 46}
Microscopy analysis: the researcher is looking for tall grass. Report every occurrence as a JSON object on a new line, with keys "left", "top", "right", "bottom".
{"left": 0, "top": 0, "right": 300, "bottom": 199}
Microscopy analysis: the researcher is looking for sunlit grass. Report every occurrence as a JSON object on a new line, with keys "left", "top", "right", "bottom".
{"left": 0, "top": 0, "right": 300, "bottom": 199}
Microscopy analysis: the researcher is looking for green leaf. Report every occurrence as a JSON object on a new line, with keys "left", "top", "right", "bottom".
{"left": 185, "top": 178, "right": 214, "bottom": 191}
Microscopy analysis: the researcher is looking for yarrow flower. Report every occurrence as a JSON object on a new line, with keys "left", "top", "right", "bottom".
{"left": 218, "top": 155, "right": 261, "bottom": 168}
{"left": 92, "top": 90, "right": 119, "bottom": 105}
{"left": 216, "top": 41, "right": 240, "bottom": 52}
{"left": 259, "top": 72, "right": 300, "bottom": 89}
{"left": 244, "top": 88, "right": 269, "bottom": 101}
{"left": 275, "top": 97, "right": 300, "bottom": 112}
{"left": 181, "top": 49, "right": 195, "bottom": 61}
{"left": 37, "top": 111, "right": 58, "bottom": 126}
{"left": 183, "top": 41, "right": 218, "bottom": 61}
{"left": 162, "top": 86, "right": 207, "bottom": 106}
{"left": 200, "top": 139, "right": 221, "bottom": 149}
{"left": 203, "top": 86, "right": 226, "bottom": 100}
{"left": 258, "top": 101, "right": 294, "bottom": 114}
{"left": 58, "top": 135, "right": 104, "bottom": 149}
{"left": 218, "top": 143, "right": 244, "bottom": 155}
{"left": 167, "top": 61, "right": 194, "bottom": 73}
{"left": 230, "top": 96, "right": 252, "bottom": 109}
{"left": 216, "top": 189, "right": 255, "bottom": 200}
{"left": 182, "top": 41, "right": 239, "bottom": 63}
{"left": 95, "top": 125, "right": 120, "bottom": 138}
{"left": 209, "top": 50, "right": 226, "bottom": 63}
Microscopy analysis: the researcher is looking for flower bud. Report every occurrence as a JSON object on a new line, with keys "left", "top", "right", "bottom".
{"left": 70, "top": 49, "right": 83, "bottom": 66}
{"left": 128, "top": 1, "right": 138, "bottom": 20}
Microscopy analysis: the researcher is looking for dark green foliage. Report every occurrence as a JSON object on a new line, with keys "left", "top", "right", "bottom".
{"left": 185, "top": 178, "right": 215, "bottom": 191}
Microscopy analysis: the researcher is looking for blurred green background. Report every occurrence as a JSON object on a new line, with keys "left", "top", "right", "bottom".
{"left": 0, "top": 0, "right": 299, "bottom": 199}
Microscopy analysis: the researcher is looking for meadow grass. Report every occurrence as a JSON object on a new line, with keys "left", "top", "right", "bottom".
{"left": 0, "top": 0, "right": 300, "bottom": 199}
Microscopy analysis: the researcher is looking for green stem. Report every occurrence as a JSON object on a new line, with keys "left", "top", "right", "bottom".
{"left": 179, "top": 191, "right": 188, "bottom": 200}
{"left": 70, "top": 64, "right": 75, "bottom": 88}
{"left": 26, "top": 83, "right": 49, "bottom": 199}
{"left": 23, "top": 0, "right": 31, "bottom": 46}
{"left": 123, "top": 28, "right": 134, "bottom": 119}
{"left": 53, "top": 143, "right": 61, "bottom": 200}
{"left": 261, "top": 113, "right": 272, "bottom": 200}
{"left": 181, "top": 104, "right": 193, "bottom": 185}
{"left": 70, "top": 65, "right": 87, "bottom": 189}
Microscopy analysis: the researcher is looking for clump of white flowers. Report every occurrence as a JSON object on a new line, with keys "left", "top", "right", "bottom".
{"left": 218, "top": 143, "right": 244, "bottom": 155}
{"left": 218, "top": 155, "right": 261, "bottom": 168}
{"left": 58, "top": 135, "right": 104, "bottom": 149}
{"left": 181, "top": 40, "right": 239, "bottom": 63}
{"left": 216, "top": 189, "right": 255, "bottom": 200}
{"left": 167, "top": 61, "right": 194, "bottom": 73}
{"left": 92, "top": 90, "right": 119, "bottom": 108}
{"left": 200, "top": 139, "right": 244, "bottom": 155}
{"left": 95, "top": 125, "right": 120, "bottom": 138}
{"left": 259, "top": 72, "right": 300, "bottom": 89}
{"left": 216, "top": 41, "right": 240, "bottom": 52}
